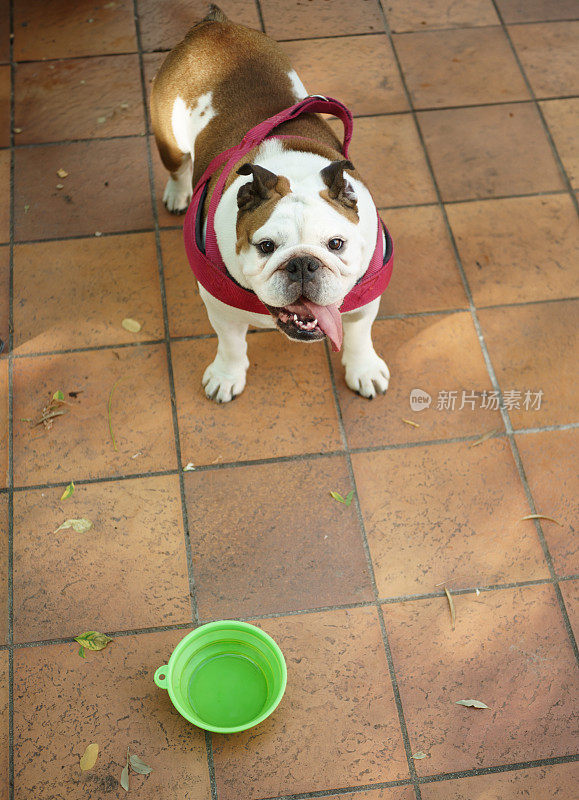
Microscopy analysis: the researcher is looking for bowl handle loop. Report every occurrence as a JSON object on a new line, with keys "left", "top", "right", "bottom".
{"left": 154, "top": 665, "right": 169, "bottom": 689}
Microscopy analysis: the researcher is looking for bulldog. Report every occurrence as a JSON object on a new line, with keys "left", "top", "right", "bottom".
{"left": 150, "top": 5, "right": 393, "bottom": 403}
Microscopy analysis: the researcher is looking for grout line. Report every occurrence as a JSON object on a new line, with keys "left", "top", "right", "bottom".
{"left": 490, "top": 2, "right": 579, "bottom": 217}
{"left": 373, "top": 0, "right": 579, "bottom": 786}
{"left": 8, "top": 574, "right": 579, "bottom": 649}
{"left": 259, "top": 754, "right": 579, "bottom": 799}
{"left": 4, "top": 96, "right": 579, "bottom": 155}
{"left": 254, "top": 0, "right": 266, "bottom": 34}
{"left": 131, "top": 0, "right": 199, "bottom": 626}
{"left": 323, "top": 342, "right": 423, "bottom": 800}
{"left": 131, "top": 2, "right": 214, "bottom": 796}
{"left": 5, "top": 419, "right": 579, "bottom": 495}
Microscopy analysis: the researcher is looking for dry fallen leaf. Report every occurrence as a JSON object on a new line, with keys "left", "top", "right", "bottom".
{"left": 402, "top": 418, "right": 420, "bottom": 428}
{"left": 54, "top": 518, "right": 92, "bottom": 534}
{"left": 183, "top": 462, "right": 195, "bottom": 471}
{"left": 74, "top": 631, "right": 113, "bottom": 652}
{"left": 13, "top": 127, "right": 23, "bottom": 134}
{"left": 470, "top": 429, "right": 499, "bottom": 448}
{"left": 121, "top": 318, "right": 142, "bottom": 333}
{"left": 60, "top": 481, "right": 75, "bottom": 501}
{"left": 444, "top": 586, "right": 456, "bottom": 630}
{"left": 56, "top": 168, "right": 69, "bottom": 178}
{"left": 56, "top": 183, "right": 64, "bottom": 189}
{"left": 456, "top": 699, "right": 489, "bottom": 709}
{"left": 96, "top": 116, "right": 107, "bottom": 124}
{"left": 412, "top": 752, "right": 427, "bottom": 759}
{"left": 80, "top": 743, "right": 99, "bottom": 771}
{"left": 520, "top": 514, "right": 561, "bottom": 526}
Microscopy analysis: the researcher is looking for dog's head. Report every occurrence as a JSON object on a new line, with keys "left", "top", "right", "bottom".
{"left": 215, "top": 150, "right": 378, "bottom": 350}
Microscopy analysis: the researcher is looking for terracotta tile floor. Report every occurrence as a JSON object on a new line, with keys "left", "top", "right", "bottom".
{"left": 1, "top": 1, "right": 577, "bottom": 799}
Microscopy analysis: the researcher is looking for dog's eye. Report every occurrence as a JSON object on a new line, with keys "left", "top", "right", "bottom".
{"left": 328, "top": 238, "right": 344, "bottom": 251}
{"left": 257, "top": 240, "right": 276, "bottom": 254}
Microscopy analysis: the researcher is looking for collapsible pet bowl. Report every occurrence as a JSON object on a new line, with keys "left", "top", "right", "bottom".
{"left": 154, "top": 620, "right": 287, "bottom": 733}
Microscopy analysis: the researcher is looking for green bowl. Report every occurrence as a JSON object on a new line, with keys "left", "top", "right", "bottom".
{"left": 154, "top": 620, "right": 287, "bottom": 733}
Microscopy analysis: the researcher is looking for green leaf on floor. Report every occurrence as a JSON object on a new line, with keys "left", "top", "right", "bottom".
{"left": 129, "top": 753, "right": 152, "bottom": 775}
{"left": 120, "top": 763, "right": 130, "bottom": 791}
{"left": 456, "top": 699, "right": 489, "bottom": 709}
{"left": 78, "top": 646, "right": 85, "bottom": 658}
{"left": 412, "top": 752, "right": 427, "bottom": 759}
{"left": 54, "top": 518, "right": 92, "bottom": 534}
{"left": 60, "top": 482, "right": 75, "bottom": 501}
{"left": 330, "top": 490, "right": 355, "bottom": 506}
{"left": 53, "top": 390, "right": 65, "bottom": 401}
{"left": 80, "top": 743, "right": 99, "bottom": 771}
{"left": 74, "top": 631, "right": 113, "bottom": 652}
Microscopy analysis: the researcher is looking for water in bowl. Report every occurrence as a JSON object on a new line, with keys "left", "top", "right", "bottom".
{"left": 188, "top": 653, "right": 268, "bottom": 728}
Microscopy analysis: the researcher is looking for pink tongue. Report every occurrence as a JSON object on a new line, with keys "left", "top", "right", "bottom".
{"left": 286, "top": 299, "right": 343, "bottom": 351}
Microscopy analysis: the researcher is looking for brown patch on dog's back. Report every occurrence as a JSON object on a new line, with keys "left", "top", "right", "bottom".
{"left": 235, "top": 175, "right": 291, "bottom": 253}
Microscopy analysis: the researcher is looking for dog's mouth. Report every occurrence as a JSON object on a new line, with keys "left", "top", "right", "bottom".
{"left": 265, "top": 298, "right": 343, "bottom": 351}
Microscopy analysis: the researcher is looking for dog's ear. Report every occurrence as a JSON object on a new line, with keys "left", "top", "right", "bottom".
{"left": 236, "top": 163, "right": 284, "bottom": 212}
{"left": 320, "top": 160, "right": 357, "bottom": 211}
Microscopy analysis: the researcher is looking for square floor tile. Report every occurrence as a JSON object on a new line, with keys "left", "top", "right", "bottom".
{"left": 385, "top": 0, "right": 498, "bottom": 32}
{"left": 260, "top": 0, "right": 384, "bottom": 40}
{"left": 333, "top": 313, "right": 502, "bottom": 449}
{"left": 541, "top": 99, "right": 579, "bottom": 189}
{"left": 13, "top": 631, "right": 211, "bottom": 800}
{"left": 419, "top": 103, "right": 565, "bottom": 201}
{"left": 0, "top": 246, "right": 8, "bottom": 353}
{"left": 13, "top": 476, "right": 191, "bottom": 643}
{"left": 496, "top": 0, "right": 579, "bottom": 22}
{"left": 516, "top": 430, "right": 578, "bottom": 577}
{"left": 14, "top": 55, "right": 144, "bottom": 144}
{"left": 394, "top": 27, "right": 529, "bottom": 109}
{"left": 160, "top": 229, "right": 212, "bottom": 337}
{"left": 0, "top": 65, "right": 9, "bottom": 147}
{"left": 353, "top": 438, "right": 548, "bottom": 597}
{"left": 14, "top": 0, "right": 137, "bottom": 61}
{"left": 384, "top": 584, "right": 578, "bottom": 773}
{"left": 330, "top": 114, "right": 437, "bottom": 207}
{"left": 0, "top": 495, "right": 7, "bottom": 644}
{"left": 0, "top": 3, "right": 8, "bottom": 63}
{"left": 0, "top": 150, "right": 9, "bottom": 244}
{"left": 172, "top": 334, "right": 343, "bottom": 466}
{"left": 478, "top": 300, "right": 578, "bottom": 428}
{"left": 280, "top": 35, "right": 408, "bottom": 116}
{"left": 12, "top": 345, "right": 177, "bottom": 486}
{"left": 0, "top": 361, "right": 7, "bottom": 488}
{"left": 421, "top": 763, "right": 579, "bottom": 800}
{"left": 137, "top": 0, "right": 261, "bottom": 52}
{"left": 446, "top": 194, "right": 579, "bottom": 305}
{"left": 0, "top": 651, "right": 7, "bottom": 800}
{"left": 184, "top": 456, "right": 372, "bottom": 620}
{"left": 212, "top": 608, "right": 409, "bottom": 799}
{"left": 14, "top": 233, "right": 165, "bottom": 354}
{"left": 14, "top": 138, "right": 153, "bottom": 241}
{"left": 509, "top": 22, "right": 579, "bottom": 97}
{"left": 378, "top": 205, "right": 467, "bottom": 315}
{"left": 560, "top": 580, "right": 578, "bottom": 640}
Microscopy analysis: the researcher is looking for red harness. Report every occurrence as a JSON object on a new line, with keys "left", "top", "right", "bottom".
{"left": 183, "top": 95, "right": 393, "bottom": 321}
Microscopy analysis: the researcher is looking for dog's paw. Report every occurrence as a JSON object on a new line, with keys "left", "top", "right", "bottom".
{"left": 163, "top": 177, "right": 192, "bottom": 214}
{"left": 202, "top": 362, "right": 247, "bottom": 403}
{"left": 344, "top": 353, "right": 390, "bottom": 399}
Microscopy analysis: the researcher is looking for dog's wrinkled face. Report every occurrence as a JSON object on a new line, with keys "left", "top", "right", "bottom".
{"left": 222, "top": 155, "right": 376, "bottom": 350}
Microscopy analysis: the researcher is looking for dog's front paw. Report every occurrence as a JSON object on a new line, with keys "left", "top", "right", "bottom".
{"left": 163, "top": 177, "right": 192, "bottom": 214}
{"left": 344, "top": 353, "right": 390, "bottom": 399}
{"left": 202, "top": 361, "right": 247, "bottom": 403}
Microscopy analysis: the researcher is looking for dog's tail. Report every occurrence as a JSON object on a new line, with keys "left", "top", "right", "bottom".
{"left": 203, "top": 4, "right": 228, "bottom": 23}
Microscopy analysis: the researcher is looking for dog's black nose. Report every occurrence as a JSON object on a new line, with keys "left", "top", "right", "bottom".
{"left": 285, "top": 255, "right": 321, "bottom": 282}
